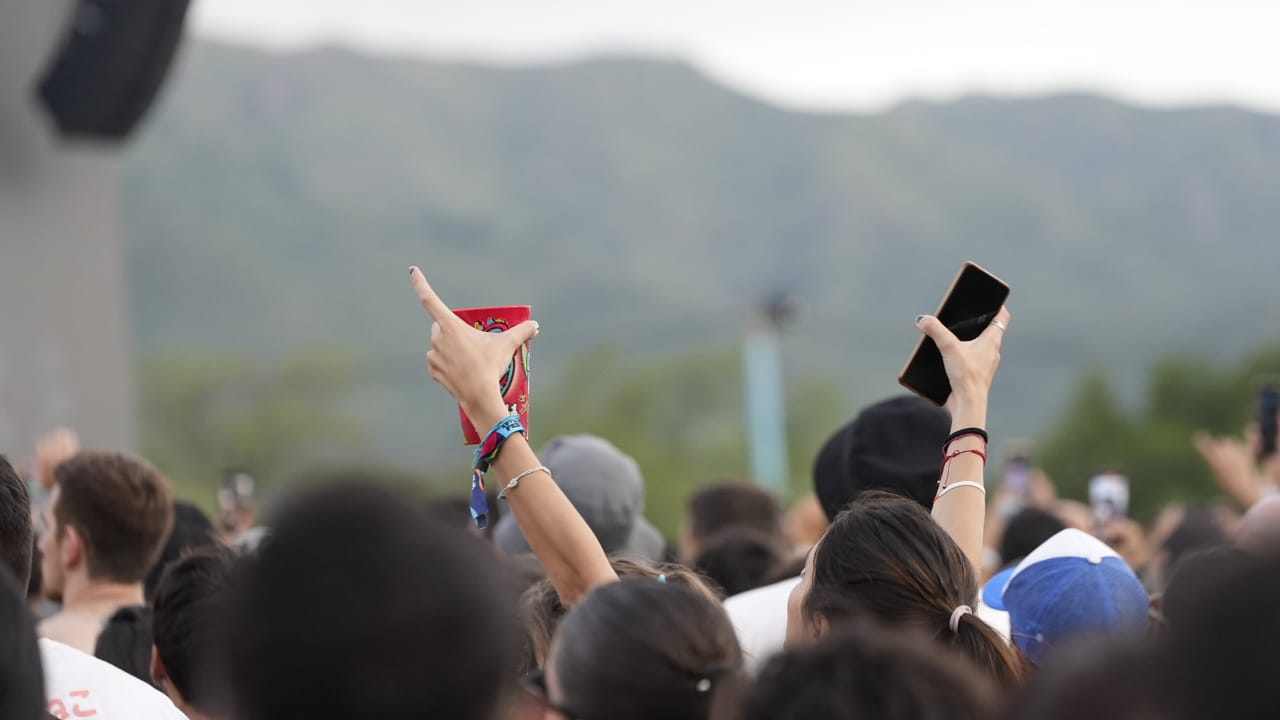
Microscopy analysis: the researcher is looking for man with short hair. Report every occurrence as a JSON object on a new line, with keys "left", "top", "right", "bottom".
{"left": 0, "top": 456, "right": 34, "bottom": 588}
{"left": 38, "top": 451, "right": 174, "bottom": 655}
{"left": 2, "top": 449, "right": 184, "bottom": 718}
{"left": 679, "top": 481, "right": 784, "bottom": 566}
{"left": 151, "top": 546, "right": 236, "bottom": 720}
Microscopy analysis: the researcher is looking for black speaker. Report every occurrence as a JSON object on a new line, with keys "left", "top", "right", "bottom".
{"left": 36, "top": 0, "right": 192, "bottom": 141}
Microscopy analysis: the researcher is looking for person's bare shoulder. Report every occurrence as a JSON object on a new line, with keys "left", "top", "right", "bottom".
{"left": 38, "top": 612, "right": 99, "bottom": 655}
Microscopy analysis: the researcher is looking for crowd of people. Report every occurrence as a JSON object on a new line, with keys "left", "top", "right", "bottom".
{"left": 0, "top": 265, "right": 1278, "bottom": 719}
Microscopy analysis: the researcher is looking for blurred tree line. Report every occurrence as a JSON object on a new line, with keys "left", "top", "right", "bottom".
{"left": 138, "top": 347, "right": 371, "bottom": 511}
{"left": 138, "top": 339, "right": 1280, "bottom": 533}
{"left": 137, "top": 344, "right": 845, "bottom": 533}
{"left": 1035, "top": 342, "right": 1280, "bottom": 519}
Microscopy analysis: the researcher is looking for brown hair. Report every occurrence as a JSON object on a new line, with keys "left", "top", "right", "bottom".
{"left": 519, "top": 558, "right": 721, "bottom": 674}
{"left": 687, "top": 482, "right": 783, "bottom": 545}
{"left": 54, "top": 451, "right": 174, "bottom": 582}
{"left": 554, "top": 580, "right": 745, "bottom": 720}
{"left": 804, "top": 491, "right": 1027, "bottom": 689}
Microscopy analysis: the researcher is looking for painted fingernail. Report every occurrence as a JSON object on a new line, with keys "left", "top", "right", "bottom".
{"left": 409, "top": 266, "right": 416, "bottom": 275}
{"left": 532, "top": 321, "right": 540, "bottom": 331}
{"left": 915, "top": 315, "right": 925, "bottom": 325}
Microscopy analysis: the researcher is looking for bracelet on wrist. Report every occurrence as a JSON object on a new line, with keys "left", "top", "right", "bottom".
{"left": 944, "top": 427, "right": 989, "bottom": 449}
{"left": 467, "top": 413, "right": 526, "bottom": 528}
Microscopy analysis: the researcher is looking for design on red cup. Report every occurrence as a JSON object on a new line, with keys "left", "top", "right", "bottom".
{"left": 454, "top": 306, "right": 531, "bottom": 445}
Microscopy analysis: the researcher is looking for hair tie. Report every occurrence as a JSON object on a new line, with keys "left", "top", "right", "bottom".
{"left": 949, "top": 605, "right": 973, "bottom": 633}
{"left": 694, "top": 663, "right": 736, "bottom": 693}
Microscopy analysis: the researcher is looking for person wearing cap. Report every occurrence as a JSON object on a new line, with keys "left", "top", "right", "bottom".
{"left": 726, "top": 308, "right": 1010, "bottom": 673}
{"left": 723, "top": 394, "right": 952, "bottom": 672}
{"left": 982, "top": 528, "right": 1150, "bottom": 665}
{"left": 493, "top": 435, "right": 665, "bottom": 563}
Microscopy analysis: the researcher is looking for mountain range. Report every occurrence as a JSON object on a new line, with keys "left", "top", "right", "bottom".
{"left": 122, "top": 40, "right": 1280, "bottom": 467}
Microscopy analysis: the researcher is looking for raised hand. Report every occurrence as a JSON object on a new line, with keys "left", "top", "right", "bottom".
{"left": 916, "top": 307, "right": 1011, "bottom": 425}
{"left": 1193, "top": 430, "right": 1263, "bottom": 509}
{"left": 407, "top": 265, "right": 615, "bottom": 605}
{"left": 409, "top": 266, "right": 538, "bottom": 427}
{"left": 917, "top": 307, "right": 1010, "bottom": 575}
{"left": 35, "top": 427, "right": 79, "bottom": 490}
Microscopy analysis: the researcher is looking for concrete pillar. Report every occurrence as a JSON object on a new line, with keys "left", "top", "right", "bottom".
{"left": 0, "top": 1, "right": 135, "bottom": 455}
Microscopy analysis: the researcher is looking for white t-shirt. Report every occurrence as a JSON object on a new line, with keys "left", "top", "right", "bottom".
{"left": 724, "top": 576, "right": 801, "bottom": 674}
{"left": 40, "top": 639, "right": 187, "bottom": 720}
{"left": 724, "top": 576, "right": 1013, "bottom": 675}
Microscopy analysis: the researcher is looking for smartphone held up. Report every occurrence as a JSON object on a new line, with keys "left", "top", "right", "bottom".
{"left": 1258, "top": 381, "right": 1278, "bottom": 462}
{"left": 899, "top": 262, "right": 1011, "bottom": 405}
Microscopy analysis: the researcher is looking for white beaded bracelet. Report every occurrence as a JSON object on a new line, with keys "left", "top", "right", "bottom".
{"left": 935, "top": 480, "right": 986, "bottom": 500}
{"left": 498, "top": 466, "right": 551, "bottom": 500}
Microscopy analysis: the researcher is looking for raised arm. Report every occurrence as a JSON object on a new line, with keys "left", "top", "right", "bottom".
{"left": 916, "top": 307, "right": 1010, "bottom": 575}
{"left": 409, "top": 267, "right": 617, "bottom": 606}
{"left": 1193, "top": 430, "right": 1266, "bottom": 510}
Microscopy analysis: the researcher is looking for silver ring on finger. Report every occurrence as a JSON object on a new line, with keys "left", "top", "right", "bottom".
{"left": 990, "top": 319, "right": 1007, "bottom": 331}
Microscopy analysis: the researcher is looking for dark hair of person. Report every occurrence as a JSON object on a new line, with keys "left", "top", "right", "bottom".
{"left": 552, "top": 580, "right": 745, "bottom": 720}
{"left": 743, "top": 621, "right": 999, "bottom": 720}
{"left": 519, "top": 558, "right": 721, "bottom": 675}
{"left": 0, "top": 566, "right": 45, "bottom": 720}
{"left": 1158, "top": 545, "right": 1251, "bottom": 631}
{"left": 144, "top": 500, "right": 217, "bottom": 601}
{"left": 687, "top": 483, "right": 782, "bottom": 545}
{"left": 804, "top": 491, "right": 1026, "bottom": 689}
{"left": 26, "top": 540, "right": 41, "bottom": 603}
{"left": 1159, "top": 506, "right": 1226, "bottom": 576}
{"left": 1010, "top": 637, "right": 1169, "bottom": 720}
{"left": 228, "top": 482, "right": 516, "bottom": 720}
{"left": 998, "top": 507, "right": 1065, "bottom": 567}
{"left": 0, "top": 456, "right": 33, "bottom": 586}
{"left": 53, "top": 451, "right": 174, "bottom": 582}
{"left": 693, "top": 528, "right": 787, "bottom": 596}
{"left": 152, "top": 545, "right": 237, "bottom": 714}
{"left": 93, "top": 605, "right": 156, "bottom": 686}
{"left": 1161, "top": 550, "right": 1280, "bottom": 719}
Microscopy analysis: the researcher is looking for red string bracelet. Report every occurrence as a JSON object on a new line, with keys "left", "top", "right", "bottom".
{"left": 938, "top": 447, "right": 988, "bottom": 495}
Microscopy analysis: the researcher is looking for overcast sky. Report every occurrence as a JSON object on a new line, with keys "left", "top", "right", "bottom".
{"left": 192, "top": 0, "right": 1280, "bottom": 112}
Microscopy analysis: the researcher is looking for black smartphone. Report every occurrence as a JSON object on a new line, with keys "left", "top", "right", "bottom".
{"left": 899, "top": 262, "right": 1011, "bottom": 405}
{"left": 1259, "top": 383, "right": 1279, "bottom": 461}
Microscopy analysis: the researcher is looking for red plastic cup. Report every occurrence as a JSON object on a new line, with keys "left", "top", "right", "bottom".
{"left": 453, "top": 306, "right": 532, "bottom": 445}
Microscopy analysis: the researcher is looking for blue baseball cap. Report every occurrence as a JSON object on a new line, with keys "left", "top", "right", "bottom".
{"left": 981, "top": 528, "right": 1149, "bottom": 664}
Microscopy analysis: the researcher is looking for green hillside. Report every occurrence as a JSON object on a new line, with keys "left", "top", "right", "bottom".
{"left": 122, "top": 40, "right": 1280, "bottom": 477}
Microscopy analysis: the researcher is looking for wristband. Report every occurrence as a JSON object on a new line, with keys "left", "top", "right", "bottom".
{"left": 470, "top": 470, "right": 490, "bottom": 528}
{"left": 944, "top": 427, "right": 989, "bottom": 449}
{"left": 473, "top": 414, "right": 526, "bottom": 473}
{"left": 936, "top": 481, "right": 987, "bottom": 500}
{"left": 468, "top": 413, "right": 526, "bottom": 529}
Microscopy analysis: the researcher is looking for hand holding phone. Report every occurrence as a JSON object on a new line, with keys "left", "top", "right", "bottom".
{"left": 900, "top": 262, "right": 1012, "bottom": 406}
{"left": 1089, "top": 472, "right": 1129, "bottom": 526}
{"left": 1258, "top": 383, "right": 1278, "bottom": 462}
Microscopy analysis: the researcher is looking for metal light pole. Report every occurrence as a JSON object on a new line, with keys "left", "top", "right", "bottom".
{"left": 742, "top": 295, "right": 797, "bottom": 494}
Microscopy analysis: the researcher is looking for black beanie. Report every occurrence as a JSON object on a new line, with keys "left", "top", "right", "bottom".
{"left": 812, "top": 395, "right": 951, "bottom": 521}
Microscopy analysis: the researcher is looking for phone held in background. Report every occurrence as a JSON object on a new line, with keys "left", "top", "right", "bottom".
{"left": 899, "top": 262, "right": 1011, "bottom": 406}
{"left": 1258, "top": 382, "right": 1278, "bottom": 462}
{"left": 218, "top": 470, "right": 255, "bottom": 517}
{"left": 1089, "top": 471, "right": 1129, "bottom": 527}
{"left": 997, "top": 441, "right": 1034, "bottom": 519}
